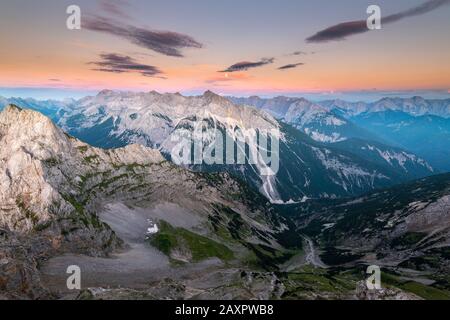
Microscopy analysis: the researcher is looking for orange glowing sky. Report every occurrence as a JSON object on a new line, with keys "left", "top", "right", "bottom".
{"left": 0, "top": 0, "right": 449, "bottom": 97}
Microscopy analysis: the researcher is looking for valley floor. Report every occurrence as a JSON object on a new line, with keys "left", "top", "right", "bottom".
{"left": 39, "top": 203, "right": 450, "bottom": 300}
{"left": 40, "top": 202, "right": 225, "bottom": 295}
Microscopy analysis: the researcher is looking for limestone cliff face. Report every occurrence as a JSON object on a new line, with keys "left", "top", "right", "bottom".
{"left": 0, "top": 105, "right": 294, "bottom": 299}
{"left": 0, "top": 105, "right": 71, "bottom": 232}
{"left": 0, "top": 104, "right": 163, "bottom": 234}
{"left": 0, "top": 106, "right": 156, "bottom": 298}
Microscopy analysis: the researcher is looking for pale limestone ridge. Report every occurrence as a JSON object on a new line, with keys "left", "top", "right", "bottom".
{"left": 0, "top": 105, "right": 164, "bottom": 232}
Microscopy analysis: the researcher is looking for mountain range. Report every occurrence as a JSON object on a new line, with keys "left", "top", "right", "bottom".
{"left": 230, "top": 95, "right": 450, "bottom": 172}
{"left": 0, "top": 104, "right": 299, "bottom": 299}
{"left": 0, "top": 91, "right": 449, "bottom": 300}
{"left": 1, "top": 91, "right": 437, "bottom": 203}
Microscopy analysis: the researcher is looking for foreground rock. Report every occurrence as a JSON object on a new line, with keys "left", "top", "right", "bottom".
{"left": 0, "top": 105, "right": 299, "bottom": 299}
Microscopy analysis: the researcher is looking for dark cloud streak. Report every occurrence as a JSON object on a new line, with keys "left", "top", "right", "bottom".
{"left": 84, "top": 15, "right": 203, "bottom": 57}
{"left": 278, "top": 63, "right": 304, "bottom": 70}
{"left": 219, "top": 58, "right": 275, "bottom": 73}
{"left": 307, "top": 0, "right": 450, "bottom": 43}
{"left": 89, "top": 53, "right": 164, "bottom": 78}
{"left": 292, "top": 51, "right": 307, "bottom": 56}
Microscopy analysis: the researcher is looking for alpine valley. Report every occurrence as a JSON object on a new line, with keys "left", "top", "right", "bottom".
{"left": 0, "top": 91, "right": 449, "bottom": 300}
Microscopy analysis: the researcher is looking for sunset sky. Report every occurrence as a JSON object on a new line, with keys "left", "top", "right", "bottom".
{"left": 0, "top": 0, "right": 449, "bottom": 100}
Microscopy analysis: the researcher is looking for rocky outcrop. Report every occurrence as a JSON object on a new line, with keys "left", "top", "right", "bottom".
{"left": 355, "top": 281, "right": 421, "bottom": 300}
{"left": 71, "top": 269, "right": 285, "bottom": 300}
{"left": 0, "top": 105, "right": 298, "bottom": 299}
{"left": 0, "top": 230, "right": 49, "bottom": 299}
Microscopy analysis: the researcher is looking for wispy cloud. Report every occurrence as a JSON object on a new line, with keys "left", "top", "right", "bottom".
{"left": 89, "top": 53, "right": 164, "bottom": 77}
{"left": 99, "top": 0, "right": 130, "bottom": 19}
{"left": 290, "top": 51, "right": 315, "bottom": 56}
{"left": 219, "top": 58, "right": 275, "bottom": 73}
{"left": 278, "top": 63, "right": 304, "bottom": 70}
{"left": 291, "top": 51, "right": 307, "bottom": 56}
{"left": 84, "top": 15, "right": 203, "bottom": 57}
{"left": 307, "top": 0, "right": 450, "bottom": 43}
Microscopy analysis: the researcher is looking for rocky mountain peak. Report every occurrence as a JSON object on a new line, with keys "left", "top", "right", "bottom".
{"left": 0, "top": 104, "right": 72, "bottom": 159}
{"left": 0, "top": 106, "right": 79, "bottom": 232}
{"left": 97, "top": 89, "right": 115, "bottom": 97}
{"left": 0, "top": 105, "right": 166, "bottom": 235}
{"left": 4, "top": 104, "right": 22, "bottom": 112}
{"left": 2, "top": 103, "right": 50, "bottom": 124}
{"left": 202, "top": 90, "right": 229, "bottom": 104}
{"left": 203, "top": 90, "right": 215, "bottom": 96}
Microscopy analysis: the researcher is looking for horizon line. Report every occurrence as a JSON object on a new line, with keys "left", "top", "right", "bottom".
{"left": 1, "top": 87, "right": 450, "bottom": 103}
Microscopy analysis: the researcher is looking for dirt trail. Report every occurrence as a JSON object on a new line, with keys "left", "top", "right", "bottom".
{"left": 303, "top": 236, "right": 327, "bottom": 268}
{"left": 281, "top": 235, "right": 327, "bottom": 271}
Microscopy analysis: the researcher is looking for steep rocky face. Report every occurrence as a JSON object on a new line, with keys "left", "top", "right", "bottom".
{"left": 230, "top": 96, "right": 377, "bottom": 143}
{"left": 226, "top": 96, "right": 436, "bottom": 193}
{"left": 58, "top": 90, "right": 279, "bottom": 149}
{"left": 0, "top": 105, "right": 299, "bottom": 298}
{"left": 0, "top": 105, "right": 127, "bottom": 244}
{"left": 1, "top": 105, "right": 446, "bottom": 300}
{"left": 0, "top": 229, "right": 50, "bottom": 299}
{"left": 1, "top": 104, "right": 73, "bottom": 232}
{"left": 318, "top": 98, "right": 450, "bottom": 171}
{"left": 331, "top": 139, "right": 434, "bottom": 179}
{"left": 0, "top": 105, "right": 124, "bottom": 298}
{"left": 232, "top": 95, "right": 449, "bottom": 172}
{"left": 230, "top": 96, "right": 437, "bottom": 171}
{"left": 55, "top": 91, "right": 434, "bottom": 203}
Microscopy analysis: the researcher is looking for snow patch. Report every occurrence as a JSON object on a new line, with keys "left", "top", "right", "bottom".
{"left": 304, "top": 128, "right": 346, "bottom": 143}
{"left": 146, "top": 219, "right": 159, "bottom": 235}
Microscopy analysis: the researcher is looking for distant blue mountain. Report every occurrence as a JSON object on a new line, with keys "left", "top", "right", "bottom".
{"left": 351, "top": 110, "right": 450, "bottom": 172}
{"left": 231, "top": 95, "right": 450, "bottom": 172}
{"left": 0, "top": 96, "right": 74, "bottom": 122}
